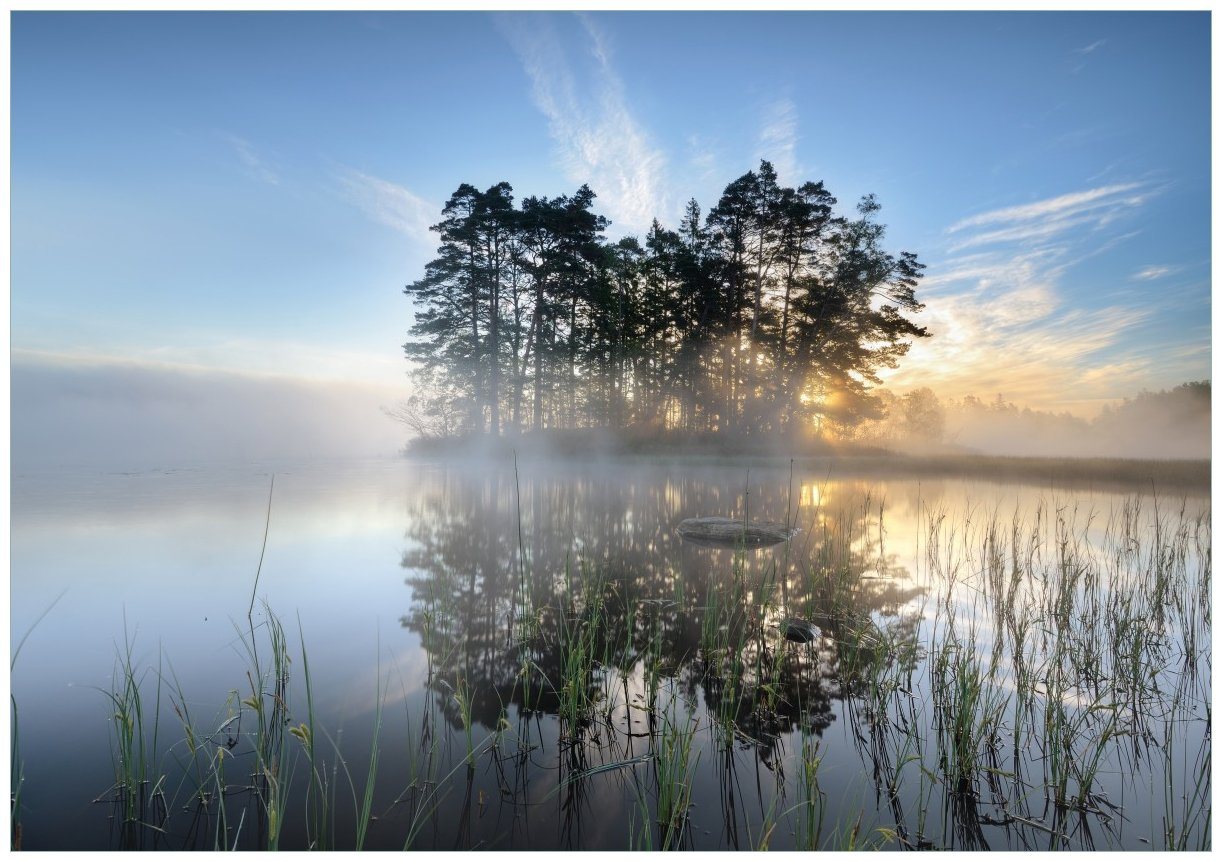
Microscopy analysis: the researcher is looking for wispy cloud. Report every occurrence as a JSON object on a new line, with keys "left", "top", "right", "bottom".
{"left": 222, "top": 133, "right": 279, "bottom": 185}
{"left": 756, "top": 97, "right": 799, "bottom": 184}
{"left": 1130, "top": 264, "right": 1179, "bottom": 281}
{"left": 886, "top": 181, "right": 1175, "bottom": 410}
{"left": 338, "top": 169, "right": 435, "bottom": 243}
{"left": 1069, "top": 38, "right": 1106, "bottom": 73}
{"left": 948, "top": 183, "right": 1142, "bottom": 232}
{"left": 946, "top": 183, "right": 1149, "bottom": 252}
{"left": 1073, "top": 38, "right": 1107, "bottom": 55}
{"left": 500, "top": 13, "right": 667, "bottom": 235}
{"left": 882, "top": 271, "right": 1152, "bottom": 407}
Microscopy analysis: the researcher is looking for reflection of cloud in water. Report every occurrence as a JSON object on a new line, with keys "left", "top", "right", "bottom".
{"left": 334, "top": 634, "right": 433, "bottom": 721}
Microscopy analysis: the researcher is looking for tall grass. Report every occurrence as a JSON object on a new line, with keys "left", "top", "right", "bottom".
{"left": 10, "top": 589, "right": 65, "bottom": 851}
{"left": 9, "top": 696, "right": 22, "bottom": 852}
{"left": 652, "top": 687, "right": 700, "bottom": 850}
{"left": 100, "top": 620, "right": 167, "bottom": 846}
{"left": 291, "top": 622, "right": 330, "bottom": 849}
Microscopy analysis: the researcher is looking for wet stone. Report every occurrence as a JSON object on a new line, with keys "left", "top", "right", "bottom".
{"left": 675, "top": 516, "right": 800, "bottom": 548}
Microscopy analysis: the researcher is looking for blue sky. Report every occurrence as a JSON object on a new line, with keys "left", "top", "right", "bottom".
{"left": 10, "top": 10, "right": 1212, "bottom": 449}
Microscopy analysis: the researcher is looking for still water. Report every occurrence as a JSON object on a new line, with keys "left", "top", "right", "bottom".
{"left": 10, "top": 456, "right": 1211, "bottom": 850}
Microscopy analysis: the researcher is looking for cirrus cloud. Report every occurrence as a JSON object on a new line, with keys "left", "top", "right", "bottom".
{"left": 945, "top": 183, "right": 1150, "bottom": 252}
{"left": 338, "top": 168, "right": 436, "bottom": 243}
{"left": 498, "top": 12, "right": 668, "bottom": 235}
{"left": 1130, "top": 264, "right": 1179, "bottom": 281}
{"left": 886, "top": 181, "right": 1194, "bottom": 413}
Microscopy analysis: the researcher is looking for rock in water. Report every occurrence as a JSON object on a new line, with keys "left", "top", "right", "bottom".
{"left": 676, "top": 516, "right": 800, "bottom": 548}
{"left": 777, "top": 617, "right": 819, "bottom": 643}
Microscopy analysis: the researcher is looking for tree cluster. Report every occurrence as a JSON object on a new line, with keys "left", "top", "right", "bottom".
{"left": 403, "top": 161, "right": 929, "bottom": 439}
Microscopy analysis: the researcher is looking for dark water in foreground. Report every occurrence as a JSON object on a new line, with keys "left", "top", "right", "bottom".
{"left": 10, "top": 456, "right": 1211, "bottom": 850}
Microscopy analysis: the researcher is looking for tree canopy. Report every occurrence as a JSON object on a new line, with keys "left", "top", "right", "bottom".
{"left": 403, "top": 162, "right": 929, "bottom": 440}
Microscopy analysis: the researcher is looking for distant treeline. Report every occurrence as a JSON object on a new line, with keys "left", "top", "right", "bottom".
{"left": 401, "top": 161, "right": 927, "bottom": 439}
{"left": 854, "top": 382, "right": 1211, "bottom": 460}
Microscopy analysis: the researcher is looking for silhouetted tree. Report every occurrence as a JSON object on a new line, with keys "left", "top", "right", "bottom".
{"left": 403, "top": 167, "right": 927, "bottom": 441}
{"left": 403, "top": 183, "right": 518, "bottom": 434}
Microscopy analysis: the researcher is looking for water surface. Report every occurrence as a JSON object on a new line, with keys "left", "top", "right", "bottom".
{"left": 10, "top": 456, "right": 1211, "bottom": 850}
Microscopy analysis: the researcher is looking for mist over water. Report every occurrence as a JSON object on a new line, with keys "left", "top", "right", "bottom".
{"left": 11, "top": 355, "right": 407, "bottom": 472}
{"left": 844, "top": 382, "right": 1212, "bottom": 461}
{"left": 940, "top": 388, "right": 1212, "bottom": 459}
{"left": 11, "top": 348, "right": 1209, "bottom": 479}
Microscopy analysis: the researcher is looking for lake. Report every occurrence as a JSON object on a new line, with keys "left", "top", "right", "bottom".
{"left": 9, "top": 455, "right": 1211, "bottom": 851}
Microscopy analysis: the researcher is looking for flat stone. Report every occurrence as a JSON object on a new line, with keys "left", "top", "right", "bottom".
{"left": 676, "top": 516, "right": 800, "bottom": 548}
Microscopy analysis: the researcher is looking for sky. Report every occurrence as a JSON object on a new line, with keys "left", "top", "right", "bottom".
{"left": 9, "top": 10, "right": 1212, "bottom": 464}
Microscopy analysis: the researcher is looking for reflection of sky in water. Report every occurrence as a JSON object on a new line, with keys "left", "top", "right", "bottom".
{"left": 12, "top": 460, "right": 424, "bottom": 800}
{"left": 9, "top": 457, "right": 1211, "bottom": 850}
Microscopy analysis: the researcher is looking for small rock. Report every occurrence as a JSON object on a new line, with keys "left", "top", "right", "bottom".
{"left": 676, "top": 516, "right": 799, "bottom": 548}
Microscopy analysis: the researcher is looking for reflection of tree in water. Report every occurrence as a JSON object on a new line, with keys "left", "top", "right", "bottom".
{"left": 398, "top": 465, "right": 925, "bottom": 744}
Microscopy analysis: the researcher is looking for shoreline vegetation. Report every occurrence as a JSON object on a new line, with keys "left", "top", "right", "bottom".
{"left": 403, "top": 430, "right": 1210, "bottom": 491}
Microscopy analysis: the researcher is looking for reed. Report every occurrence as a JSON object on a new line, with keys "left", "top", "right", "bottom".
{"left": 791, "top": 735, "right": 826, "bottom": 849}
{"left": 652, "top": 686, "right": 700, "bottom": 851}
{"left": 290, "top": 623, "right": 330, "bottom": 849}
{"left": 9, "top": 696, "right": 22, "bottom": 852}
{"left": 100, "top": 621, "right": 168, "bottom": 845}
{"left": 10, "top": 590, "right": 66, "bottom": 851}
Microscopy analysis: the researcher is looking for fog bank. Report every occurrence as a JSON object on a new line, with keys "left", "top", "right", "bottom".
{"left": 12, "top": 356, "right": 408, "bottom": 472}
{"left": 949, "top": 385, "right": 1211, "bottom": 459}
{"left": 859, "top": 383, "right": 1211, "bottom": 460}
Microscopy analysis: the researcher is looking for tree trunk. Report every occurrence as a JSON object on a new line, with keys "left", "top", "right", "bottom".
{"left": 469, "top": 245, "right": 483, "bottom": 434}
{"left": 489, "top": 239, "right": 501, "bottom": 436}
{"left": 532, "top": 279, "right": 545, "bottom": 430}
